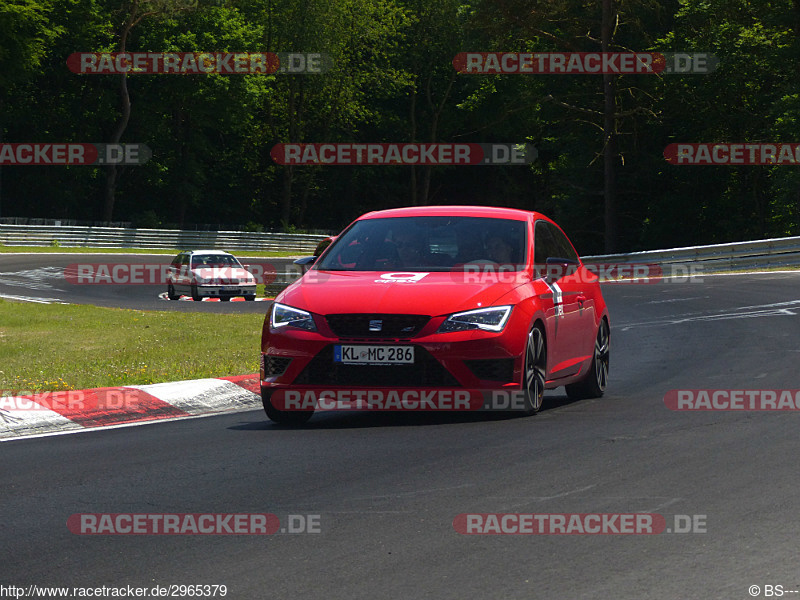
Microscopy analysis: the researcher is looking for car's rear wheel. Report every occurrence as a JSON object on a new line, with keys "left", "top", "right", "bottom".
{"left": 521, "top": 324, "right": 546, "bottom": 415}
{"left": 565, "top": 318, "right": 610, "bottom": 400}
{"left": 261, "top": 389, "right": 314, "bottom": 425}
{"left": 191, "top": 283, "right": 201, "bottom": 302}
{"left": 167, "top": 283, "right": 178, "bottom": 300}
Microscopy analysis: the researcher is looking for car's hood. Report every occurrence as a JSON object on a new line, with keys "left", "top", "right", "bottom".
{"left": 278, "top": 270, "right": 526, "bottom": 316}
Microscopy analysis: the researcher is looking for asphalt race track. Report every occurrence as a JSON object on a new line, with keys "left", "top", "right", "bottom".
{"left": 3, "top": 270, "right": 800, "bottom": 599}
{"left": 0, "top": 253, "right": 298, "bottom": 312}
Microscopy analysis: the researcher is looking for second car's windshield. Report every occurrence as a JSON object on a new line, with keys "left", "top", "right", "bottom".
{"left": 315, "top": 216, "right": 527, "bottom": 271}
{"left": 191, "top": 254, "right": 240, "bottom": 268}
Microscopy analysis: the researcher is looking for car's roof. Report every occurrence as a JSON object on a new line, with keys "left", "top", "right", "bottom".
{"left": 181, "top": 249, "right": 234, "bottom": 255}
{"left": 358, "top": 205, "right": 543, "bottom": 221}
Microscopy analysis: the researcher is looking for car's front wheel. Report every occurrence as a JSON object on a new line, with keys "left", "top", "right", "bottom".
{"left": 191, "top": 283, "right": 201, "bottom": 302}
{"left": 167, "top": 283, "right": 179, "bottom": 300}
{"left": 565, "top": 318, "right": 610, "bottom": 400}
{"left": 261, "top": 388, "right": 314, "bottom": 425}
{"left": 521, "top": 324, "right": 546, "bottom": 415}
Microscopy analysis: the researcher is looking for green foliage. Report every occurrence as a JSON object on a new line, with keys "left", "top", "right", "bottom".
{"left": 1, "top": 0, "right": 798, "bottom": 250}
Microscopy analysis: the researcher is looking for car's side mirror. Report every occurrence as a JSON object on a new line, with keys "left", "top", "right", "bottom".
{"left": 294, "top": 255, "right": 317, "bottom": 274}
{"left": 541, "top": 257, "right": 579, "bottom": 282}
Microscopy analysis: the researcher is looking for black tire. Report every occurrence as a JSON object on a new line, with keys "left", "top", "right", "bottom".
{"left": 245, "top": 294, "right": 256, "bottom": 302}
{"left": 565, "top": 318, "right": 610, "bottom": 400}
{"left": 220, "top": 296, "right": 230, "bottom": 302}
{"left": 262, "top": 388, "right": 314, "bottom": 425}
{"left": 167, "top": 283, "right": 179, "bottom": 300}
{"left": 191, "top": 283, "right": 201, "bottom": 302}
{"left": 521, "top": 324, "right": 547, "bottom": 415}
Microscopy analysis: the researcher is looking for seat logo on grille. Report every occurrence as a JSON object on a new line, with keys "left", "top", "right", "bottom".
{"left": 369, "top": 319, "right": 383, "bottom": 332}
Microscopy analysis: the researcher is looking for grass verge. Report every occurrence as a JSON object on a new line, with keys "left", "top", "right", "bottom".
{"left": 0, "top": 300, "right": 265, "bottom": 394}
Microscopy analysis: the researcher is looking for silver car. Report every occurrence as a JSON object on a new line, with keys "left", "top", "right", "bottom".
{"left": 167, "top": 250, "right": 257, "bottom": 301}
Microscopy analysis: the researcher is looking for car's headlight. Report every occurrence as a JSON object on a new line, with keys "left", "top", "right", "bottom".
{"left": 437, "top": 305, "right": 512, "bottom": 333}
{"left": 271, "top": 302, "right": 317, "bottom": 332}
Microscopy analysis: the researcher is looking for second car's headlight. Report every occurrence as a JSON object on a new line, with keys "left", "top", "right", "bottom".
{"left": 437, "top": 306, "right": 512, "bottom": 333}
{"left": 271, "top": 303, "right": 317, "bottom": 332}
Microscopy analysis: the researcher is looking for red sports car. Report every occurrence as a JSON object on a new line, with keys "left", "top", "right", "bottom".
{"left": 260, "top": 205, "right": 610, "bottom": 424}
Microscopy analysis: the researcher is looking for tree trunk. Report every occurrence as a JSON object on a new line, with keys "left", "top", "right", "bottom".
{"left": 102, "top": 7, "right": 136, "bottom": 223}
{"left": 281, "top": 165, "right": 294, "bottom": 226}
{"left": 602, "top": 0, "right": 618, "bottom": 253}
{"left": 409, "top": 91, "right": 418, "bottom": 206}
{"left": 280, "top": 78, "right": 301, "bottom": 226}
{"left": 419, "top": 71, "right": 455, "bottom": 206}
{"left": 0, "top": 98, "right": 4, "bottom": 219}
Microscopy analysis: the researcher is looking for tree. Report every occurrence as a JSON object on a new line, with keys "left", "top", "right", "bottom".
{"left": 0, "top": 0, "right": 63, "bottom": 217}
{"left": 102, "top": 0, "right": 197, "bottom": 223}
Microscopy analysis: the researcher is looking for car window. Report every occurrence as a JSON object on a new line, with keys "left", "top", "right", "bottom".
{"left": 534, "top": 221, "right": 557, "bottom": 268}
{"left": 534, "top": 220, "right": 580, "bottom": 280}
{"left": 191, "top": 254, "right": 237, "bottom": 268}
{"left": 315, "top": 216, "right": 527, "bottom": 271}
{"left": 547, "top": 222, "right": 579, "bottom": 261}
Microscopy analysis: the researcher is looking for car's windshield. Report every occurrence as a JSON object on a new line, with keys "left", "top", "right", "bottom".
{"left": 191, "top": 254, "right": 240, "bottom": 268}
{"left": 315, "top": 216, "right": 527, "bottom": 271}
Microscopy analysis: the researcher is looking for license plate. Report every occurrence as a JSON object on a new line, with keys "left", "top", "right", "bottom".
{"left": 334, "top": 345, "right": 414, "bottom": 365}
{"left": 221, "top": 286, "right": 239, "bottom": 291}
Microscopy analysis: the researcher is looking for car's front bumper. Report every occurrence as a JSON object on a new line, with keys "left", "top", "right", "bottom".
{"left": 260, "top": 310, "right": 534, "bottom": 393}
{"left": 197, "top": 284, "right": 257, "bottom": 298}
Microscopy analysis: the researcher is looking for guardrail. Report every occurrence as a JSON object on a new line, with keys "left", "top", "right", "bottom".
{"left": 261, "top": 235, "right": 800, "bottom": 296}
{"left": 583, "top": 235, "right": 800, "bottom": 272}
{"left": 0, "top": 224, "right": 329, "bottom": 253}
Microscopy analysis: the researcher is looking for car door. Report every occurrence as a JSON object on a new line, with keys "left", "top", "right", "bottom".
{"left": 533, "top": 220, "right": 590, "bottom": 379}
{"left": 176, "top": 253, "right": 191, "bottom": 293}
{"left": 167, "top": 254, "right": 182, "bottom": 292}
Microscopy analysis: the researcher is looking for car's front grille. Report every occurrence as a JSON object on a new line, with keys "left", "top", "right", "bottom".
{"left": 325, "top": 314, "right": 430, "bottom": 339}
{"left": 294, "top": 345, "right": 459, "bottom": 387}
{"left": 465, "top": 359, "right": 515, "bottom": 383}
{"left": 266, "top": 356, "right": 292, "bottom": 376}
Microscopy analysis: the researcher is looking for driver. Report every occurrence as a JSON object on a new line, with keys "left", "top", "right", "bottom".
{"left": 485, "top": 235, "right": 514, "bottom": 264}
{"left": 392, "top": 229, "right": 429, "bottom": 269}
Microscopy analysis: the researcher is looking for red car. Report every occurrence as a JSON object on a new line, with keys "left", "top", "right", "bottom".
{"left": 260, "top": 205, "right": 610, "bottom": 424}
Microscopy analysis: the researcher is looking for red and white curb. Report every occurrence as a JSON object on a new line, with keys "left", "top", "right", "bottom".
{"left": 0, "top": 374, "right": 262, "bottom": 442}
